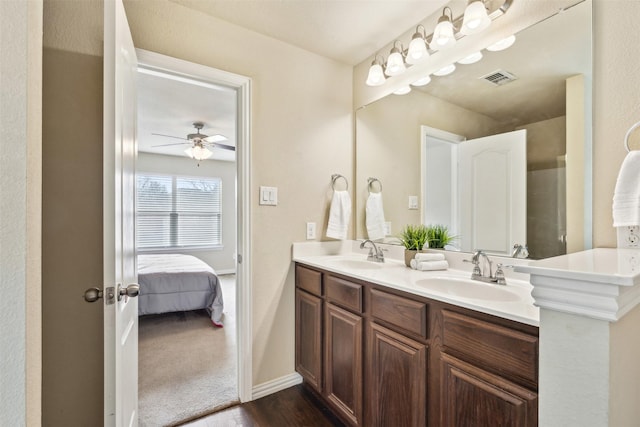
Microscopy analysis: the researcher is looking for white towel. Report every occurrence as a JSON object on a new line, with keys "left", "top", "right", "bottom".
{"left": 410, "top": 259, "right": 449, "bottom": 271}
{"left": 366, "top": 192, "right": 386, "bottom": 241}
{"left": 414, "top": 252, "right": 446, "bottom": 262}
{"left": 613, "top": 151, "right": 640, "bottom": 226}
{"left": 326, "top": 190, "right": 351, "bottom": 240}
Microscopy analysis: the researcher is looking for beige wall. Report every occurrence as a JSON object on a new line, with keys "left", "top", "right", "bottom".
{"left": 0, "top": 1, "right": 43, "bottom": 426}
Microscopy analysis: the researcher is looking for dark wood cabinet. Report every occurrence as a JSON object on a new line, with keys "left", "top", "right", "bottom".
{"left": 367, "top": 322, "right": 427, "bottom": 427}
{"left": 441, "top": 353, "right": 538, "bottom": 427}
{"left": 294, "top": 263, "right": 539, "bottom": 427}
{"left": 295, "top": 288, "right": 323, "bottom": 393}
{"left": 325, "top": 303, "right": 363, "bottom": 425}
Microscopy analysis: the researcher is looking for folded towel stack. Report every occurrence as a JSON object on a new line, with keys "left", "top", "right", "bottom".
{"left": 326, "top": 190, "right": 352, "bottom": 240}
{"left": 613, "top": 151, "right": 640, "bottom": 226}
{"left": 410, "top": 253, "right": 448, "bottom": 271}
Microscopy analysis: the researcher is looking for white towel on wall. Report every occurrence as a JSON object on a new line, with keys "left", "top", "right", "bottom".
{"left": 613, "top": 150, "right": 640, "bottom": 226}
{"left": 326, "top": 190, "right": 351, "bottom": 240}
{"left": 366, "top": 192, "right": 386, "bottom": 241}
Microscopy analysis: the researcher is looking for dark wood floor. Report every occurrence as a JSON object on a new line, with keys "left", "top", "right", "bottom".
{"left": 179, "top": 384, "right": 346, "bottom": 427}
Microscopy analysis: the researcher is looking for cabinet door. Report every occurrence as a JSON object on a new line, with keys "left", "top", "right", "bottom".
{"left": 441, "top": 353, "right": 538, "bottom": 427}
{"left": 367, "top": 322, "right": 427, "bottom": 427}
{"left": 325, "top": 303, "right": 363, "bottom": 426}
{"left": 296, "top": 289, "right": 323, "bottom": 392}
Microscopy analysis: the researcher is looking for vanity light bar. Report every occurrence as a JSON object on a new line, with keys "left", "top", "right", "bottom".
{"left": 366, "top": 0, "right": 514, "bottom": 87}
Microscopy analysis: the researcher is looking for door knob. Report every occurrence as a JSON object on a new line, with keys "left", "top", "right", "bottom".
{"left": 118, "top": 283, "right": 140, "bottom": 301}
{"left": 83, "top": 286, "right": 115, "bottom": 304}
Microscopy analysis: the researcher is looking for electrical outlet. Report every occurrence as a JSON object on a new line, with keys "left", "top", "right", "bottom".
{"left": 617, "top": 226, "right": 640, "bottom": 248}
{"left": 408, "top": 196, "right": 419, "bottom": 210}
{"left": 306, "top": 222, "right": 316, "bottom": 240}
{"left": 384, "top": 221, "right": 392, "bottom": 236}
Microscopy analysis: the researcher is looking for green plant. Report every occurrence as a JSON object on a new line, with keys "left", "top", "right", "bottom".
{"left": 397, "top": 224, "right": 429, "bottom": 250}
{"left": 425, "top": 224, "right": 456, "bottom": 249}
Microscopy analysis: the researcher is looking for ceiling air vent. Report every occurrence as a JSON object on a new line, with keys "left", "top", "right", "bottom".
{"left": 479, "top": 69, "right": 518, "bottom": 86}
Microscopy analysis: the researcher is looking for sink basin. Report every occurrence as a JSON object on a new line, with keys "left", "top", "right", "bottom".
{"left": 414, "top": 277, "right": 521, "bottom": 302}
{"left": 326, "top": 258, "right": 384, "bottom": 270}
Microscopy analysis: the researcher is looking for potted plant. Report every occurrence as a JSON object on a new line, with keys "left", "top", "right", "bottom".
{"left": 398, "top": 224, "right": 429, "bottom": 267}
{"left": 425, "top": 224, "right": 456, "bottom": 249}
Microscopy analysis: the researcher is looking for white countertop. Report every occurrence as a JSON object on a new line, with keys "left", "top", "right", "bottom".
{"left": 292, "top": 243, "right": 539, "bottom": 326}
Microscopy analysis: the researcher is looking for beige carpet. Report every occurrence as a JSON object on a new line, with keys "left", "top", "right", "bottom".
{"left": 138, "top": 274, "right": 238, "bottom": 427}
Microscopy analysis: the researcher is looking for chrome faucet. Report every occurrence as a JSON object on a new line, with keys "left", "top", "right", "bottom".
{"left": 511, "top": 243, "right": 529, "bottom": 259}
{"left": 360, "top": 239, "right": 385, "bottom": 263}
{"left": 464, "top": 250, "right": 506, "bottom": 285}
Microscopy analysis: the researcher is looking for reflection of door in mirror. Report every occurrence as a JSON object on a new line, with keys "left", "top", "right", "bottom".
{"left": 422, "top": 128, "right": 527, "bottom": 257}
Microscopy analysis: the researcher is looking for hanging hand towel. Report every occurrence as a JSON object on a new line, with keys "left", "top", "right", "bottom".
{"left": 613, "top": 150, "right": 640, "bottom": 226}
{"left": 326, "top": 190, "right": 352, "bottom": 240}
{"left": 366, "top": 192, "right": 386, "bottom": 241}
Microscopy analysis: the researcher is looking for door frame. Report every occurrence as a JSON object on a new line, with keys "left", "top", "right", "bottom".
{"left": 135, "top": 49, "right": 253, "bottom": 402}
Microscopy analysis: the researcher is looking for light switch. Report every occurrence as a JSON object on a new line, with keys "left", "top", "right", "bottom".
{"left": 384, "top": 222, "right": 392, "bottom": 236}
{"left": 306, "top": 222, "right": 316, "bottom": 240}
{"left": 408, "top": 195, "right": 419, "bottom": 210}
{"left": 259, "top": 186, "right": 278, "bottom": 206}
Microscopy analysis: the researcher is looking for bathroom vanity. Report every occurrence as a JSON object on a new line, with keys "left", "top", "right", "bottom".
{"left": 293, "top": 248, "right": 539, "bottom": 427}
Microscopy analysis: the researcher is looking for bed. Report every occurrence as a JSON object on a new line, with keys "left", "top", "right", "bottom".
{"left": 137, "top": 254, "right": 224, "bottom": 327}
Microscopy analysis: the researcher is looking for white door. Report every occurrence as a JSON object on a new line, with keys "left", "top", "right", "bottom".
{"left": 104, "top": 0, "right": 139, "bottom": 425}
{"left": 458, "top": 130, "right": 526, "bottom": 255}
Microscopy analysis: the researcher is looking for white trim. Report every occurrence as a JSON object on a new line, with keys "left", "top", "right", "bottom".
{"left": 135, "top": 49, "right": 253, "bottom": 402}
{"left": 251, "top": 373, "right": 303, "bottom": 400}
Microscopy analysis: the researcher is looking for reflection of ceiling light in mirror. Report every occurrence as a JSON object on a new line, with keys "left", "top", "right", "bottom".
{"left": 433, "top": 64, "right": 456, "bottom": 76}
{"left": 487, "top": 35, "right": 516, "bottom": 51}
{"left": 393, "top": 86, "right": 411, "bottom": 95}
{"left": 461, "top": 0, "right": 491, "bottom": 35}
{"left": 411, "top": 75, "right": 432, "bottom": 87}
{"left": 458, "top": 51, "right": 483, "bottom": 65}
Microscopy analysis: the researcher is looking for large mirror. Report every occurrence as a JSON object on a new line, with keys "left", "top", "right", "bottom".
{"left": 355, "top": 0, "right": 592, "bottom": 259}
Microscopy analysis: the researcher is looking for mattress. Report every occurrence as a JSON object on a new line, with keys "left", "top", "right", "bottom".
{"left": 137, "top": 254, "right": 224, "bottom": 326}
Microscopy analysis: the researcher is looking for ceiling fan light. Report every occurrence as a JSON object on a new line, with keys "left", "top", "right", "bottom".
{"left": 406, "top": 34, "right": 428, "bottom": 65}
{"left": 487, "top": 34, "right": 516, "bottom": 51}
{"left": 385, "top": 47, "right": 406, "bottom": 76}
{"left": 458, "top": 51, "right": 483, "bottom": 65}
{"left": 430, "top": 10, "right": 456, "bottom": 51}
{"left": 411, "top": 75, "right": 432, "bottom": 87}
{"left": 393, "top": 86, "right": 411, "bottom": 95}
{"left": 461, "top": 1, "right": 491, "bottom": 35}
{"left": 366, "top": 62, "right": 386, "bottom": 86}
{"left": 433, "top": 64, "right": 456, "bottom": 76}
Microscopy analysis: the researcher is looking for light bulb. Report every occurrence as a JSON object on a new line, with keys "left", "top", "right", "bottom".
{"left": 461, "top": 1, "right": 491, "bottom": 35}
{"left": 433, "top": 64, "right": 456, "bottom": 76}
{"left": 393, "top": 86, "right": 411, "bottom": 95}
{"left": 385, "top": 47, "right": 406, "bottom": 76}
{"left": 430, "top": 11, "right": 456, "bottom": 51}
{"left": 411, "top": 75, "right": 432, "bottom": 87}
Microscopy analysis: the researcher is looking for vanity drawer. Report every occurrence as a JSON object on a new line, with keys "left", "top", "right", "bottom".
{"left": 325, "top": 275, "right": 363, "bottom": 313}
{"left": 296, "top": 264, "right": 323, "bottom": 297}
{"left": 442, "top": 310, "right": 538, "bottom": 387}
{"left": 370, "top": 289, "right": 428, "bottom": 339}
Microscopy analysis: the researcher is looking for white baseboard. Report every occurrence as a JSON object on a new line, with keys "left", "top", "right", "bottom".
{"left": 216, "top": 269, "right": 236, "bottom": 276}
{"left": 251, "top": 372, "right": 303, "bottom": 400}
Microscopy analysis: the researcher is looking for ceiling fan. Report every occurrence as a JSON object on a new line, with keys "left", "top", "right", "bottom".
{"left": 152, "top": 122, "right": 235, "bottom": 162}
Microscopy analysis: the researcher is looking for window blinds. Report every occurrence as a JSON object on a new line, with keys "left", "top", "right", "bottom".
{"left": 136, "top": 174, "right": 222, "bottom": 250}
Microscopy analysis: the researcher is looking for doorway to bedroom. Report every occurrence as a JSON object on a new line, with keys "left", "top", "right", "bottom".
{"left": 134, "top": 53, "right": 244, "bottom": 426}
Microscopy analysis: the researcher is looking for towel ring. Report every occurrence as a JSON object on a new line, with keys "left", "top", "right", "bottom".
{"left": 368, "top": 177, "right": 382, "bottom": 194}
{"left": 624, "top": 121, "right": 640, "bottom": 152}
{"left": 331, "top": 174, "right": 348, "bottom": 191}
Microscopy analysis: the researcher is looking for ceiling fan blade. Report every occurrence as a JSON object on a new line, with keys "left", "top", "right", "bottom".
{"left": 151, "top": 142, "right": 191, "bottom": 147}
{"left": 151, "top": 132, "right": 189, "bottom": 141}
{"left": 209, "top": 142, "right": 236, "bottom": 151}
{"left": 203, "top": 134, "right": 228, "bottom": 143}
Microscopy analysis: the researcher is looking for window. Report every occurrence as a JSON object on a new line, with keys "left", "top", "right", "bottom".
{"left": 136, "top": 173, "right": 222, "bottom": 250}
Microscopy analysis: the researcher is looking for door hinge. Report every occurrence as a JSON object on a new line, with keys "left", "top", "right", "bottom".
{"left": 237, "top": 254, "right": 243, "bottom": 264}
